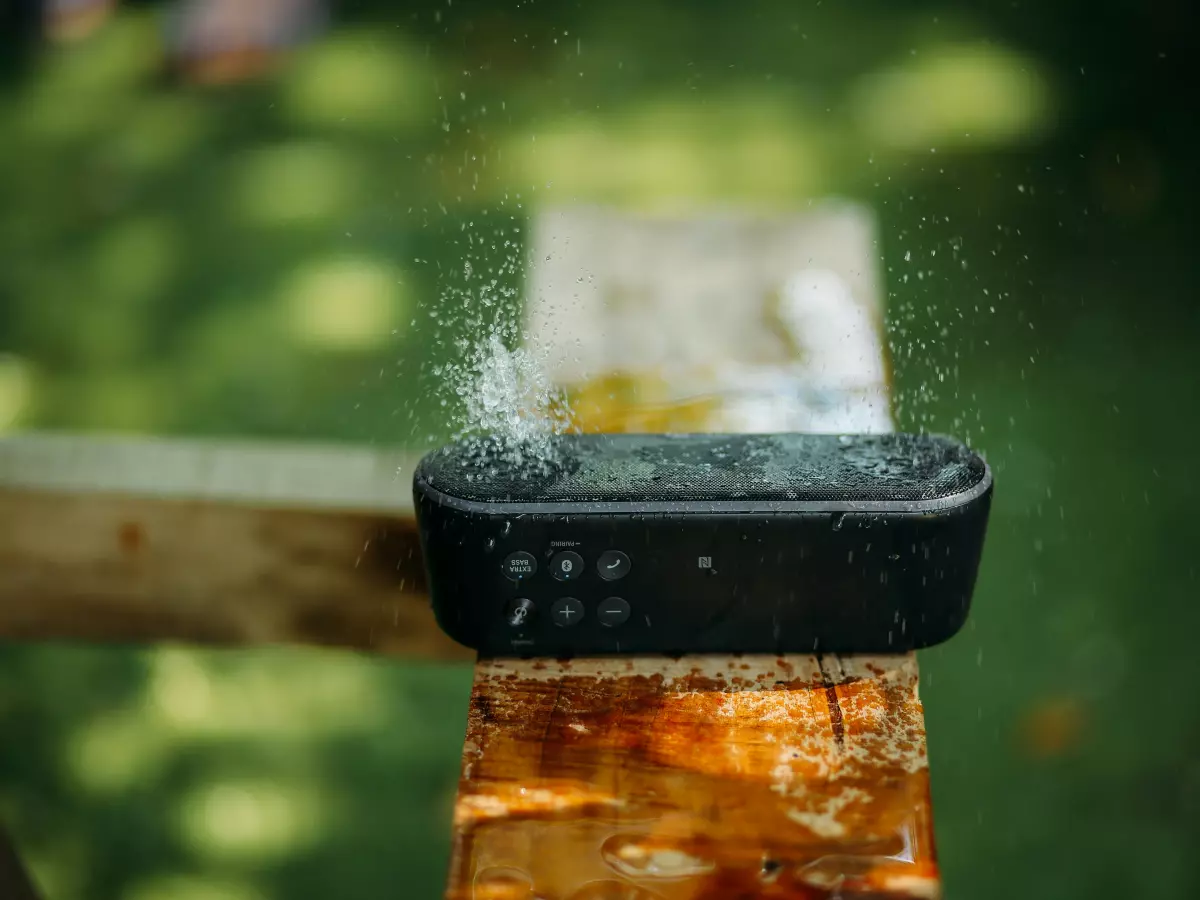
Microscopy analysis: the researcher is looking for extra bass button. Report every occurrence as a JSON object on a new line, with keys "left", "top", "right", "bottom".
{"left": 550, "top": 550, "right": 584, "bottom": 581}
{"left": 596, "top": 550, "right": 631, "bottom": 581}
{"left": 597, "top": 597, "right": 631, "bottom": 627}
{"left": 502, "top": 551, "right": 537, "bottom": 581}
{"left": 551, "top": 597, "right": 585, "bottom": 627}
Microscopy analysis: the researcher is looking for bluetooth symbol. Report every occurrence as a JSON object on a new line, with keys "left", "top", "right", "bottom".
{"left": 552, "top": 551, "right": 583, "bottom": 581}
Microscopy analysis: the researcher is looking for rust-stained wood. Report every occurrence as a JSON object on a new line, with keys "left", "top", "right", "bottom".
{"left": 446, "top": 206, "right": 937, "bottom": 899}
{"left": 0, "top": 434, "right": 466, "bottom": 660}
{"left": 449, "top": 655, "right": 937, "bottom": 899}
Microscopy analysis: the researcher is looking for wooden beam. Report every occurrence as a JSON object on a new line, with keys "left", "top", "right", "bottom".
{"left": 449, "top": 655, "right": 937, "bottom": 899}
{"left": 0, "top": 434, "right": 467, "bottom": 660}
{"left": 445, "top": 206, "right": 941, "bottom": 898}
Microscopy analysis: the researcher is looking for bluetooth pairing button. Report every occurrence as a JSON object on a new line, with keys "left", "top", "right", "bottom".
{"left": 550, "top": 550, "right": 584, "bottom": 581}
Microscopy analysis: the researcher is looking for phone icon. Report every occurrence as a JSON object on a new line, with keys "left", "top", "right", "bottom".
{"left": 597, "top": 551, "right": 630, "bottom": 581}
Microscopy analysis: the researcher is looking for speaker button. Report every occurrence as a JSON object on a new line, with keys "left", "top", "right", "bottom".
{"left": 597, "top": 597, "right": 631, "bottom": 627}
{"left": 505, "top": 598, "right": 536, "bottom": 628}
{"left": 502, "top": 551, "right": 537, "bottom": 581}
{"left": 551, "top": 597, "right": 585, "bottom": 627}
{"left": 550, "top": 551, "right": 584, "bottom": 581}
{"left": 597, "top": 550, "right": 631, "bottom": 581}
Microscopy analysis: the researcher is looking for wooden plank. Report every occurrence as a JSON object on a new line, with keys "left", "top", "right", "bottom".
{"left": 444, "top": 205, "right": 940, "bottom": 898}
{"left": 450, "top": 655, "right": 937, "bottom": 899}
{"left": 0, "top": 434, "right": 466, "bottom": 660}
{"left": 528, "top": 203, "right": 893, "bottom": 435}
{"left": 0, "top": 433, "right": 416, "bottom": 511}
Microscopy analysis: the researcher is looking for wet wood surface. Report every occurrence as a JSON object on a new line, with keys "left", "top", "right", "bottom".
{"left": 446, "top": 205, "right": 936, "bottom": 899}
{"left": 448, "top": 655, "right": 938, "bottom": 900}
{"left": 0, "top": 434, "right": 465, "bottom": 659}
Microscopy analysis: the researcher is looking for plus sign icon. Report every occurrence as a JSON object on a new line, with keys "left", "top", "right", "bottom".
{"left": 551, "top": 598, "right": 584, "bottom": 627}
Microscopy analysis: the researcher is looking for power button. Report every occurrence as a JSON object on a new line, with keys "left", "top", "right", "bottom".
{"left": 505, "top": 598, "right": 536, "bottom": 628}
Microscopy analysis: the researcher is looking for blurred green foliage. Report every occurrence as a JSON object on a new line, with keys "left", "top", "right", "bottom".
{"left": 1, "top": 1, "right": 1198, "bottom": 898}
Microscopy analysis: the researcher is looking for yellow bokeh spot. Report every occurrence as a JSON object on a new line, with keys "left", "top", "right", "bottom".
{"left": 18, "top": 11, "right": 162, "bottom": 144}
{"left": 89, "top": 216, "right": 178, "bottom": 305}
{"left": 850, "top": 43, "right": 1051, "bottom": 150}
{"left": 500, "top": 92, "right": 826, "bottom": 209}
{"left": 124, "top": 874, "right": 267, "bottom": 900}
{"left": 0, "top": 355, "right": 34, "bottom": 431}
{"left": 281, "top": 256, "right": 405, "bottom": 350}
{"left": 177, "top": 779, "right": 330, "bottom": 863}
{"left": 148, "top": 648, "right": 216, "bottom": 727}
{"left": 64, "top": 710, "right": 170, "bottom": 795}
{"left": 71, "top": 371, "right": 166, "bottom": 431}
{"left": 281, "top": 32, "right": 434, "bottom": 132}
{"left": 109, "top": 95, "right": 213, "bottom": 173}
{"left": 228, "top": 141, "right": 363, "bottom": 226}
{"left": 146, "top": 646, "right": 386, "bottom": 736}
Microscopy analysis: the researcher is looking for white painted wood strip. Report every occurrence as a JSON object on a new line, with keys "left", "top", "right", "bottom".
{"left": 0, "top": 432, "right": 419, "bottom": 512}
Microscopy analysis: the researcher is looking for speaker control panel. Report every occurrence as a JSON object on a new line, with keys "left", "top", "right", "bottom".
{"left": 500, "top": 547, "right": 633, "bottom": 634}
{"left": 503, "top": 549, "right": 631, "bottom": 583}
{"left": 416, "top": 500, "right": 989, "bottom": 655}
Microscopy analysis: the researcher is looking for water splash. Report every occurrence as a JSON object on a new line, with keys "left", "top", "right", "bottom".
{"left": 414, "top": 212, "right": 579, "bottom": 473}
{"left": 447, "top": 330, "right": 577, "bottom": 475}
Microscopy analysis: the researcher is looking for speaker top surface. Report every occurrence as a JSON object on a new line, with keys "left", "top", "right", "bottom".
{"left": 414, "top": 432, "right": 989, "bottom": 508}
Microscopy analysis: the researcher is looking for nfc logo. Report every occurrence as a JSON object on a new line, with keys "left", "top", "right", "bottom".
{"left": 698, "top": 556, "right": 712, "bottom": 569}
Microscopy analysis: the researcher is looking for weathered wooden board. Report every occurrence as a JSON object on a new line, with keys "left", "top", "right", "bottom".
{"left": 449, "top": 655, "right": 937, "bottom": 900}
{"left": 0, "top": 434, "right": 465, "bottom": 659}
{"left": 445, "top": 205, "right": 938, "bottom": 899}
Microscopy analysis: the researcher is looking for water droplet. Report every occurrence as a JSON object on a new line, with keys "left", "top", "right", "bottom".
{"left": 600, "top": 833, "right": 715, "bottom": 879}
{"left": 472, "top": 867, "right": 532, "bottom": 895}
{"left": 831, "top": 513, "right": 846, "bottom": 531}
{"left": 760, "top": 857, "right": 783, "bottom": 882}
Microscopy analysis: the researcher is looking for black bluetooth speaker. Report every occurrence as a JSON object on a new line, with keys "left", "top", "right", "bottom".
{"left": 412, "top": 432, "right": 992, "bottom": 656}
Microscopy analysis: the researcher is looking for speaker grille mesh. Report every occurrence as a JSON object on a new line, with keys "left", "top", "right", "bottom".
{"left": 417, "top": 433, "right": 987, "bottom": 504}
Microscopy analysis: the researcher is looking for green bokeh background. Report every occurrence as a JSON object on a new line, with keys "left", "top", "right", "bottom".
{"left": 1, "top": 1, "right": 1198, "bottom": 898}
